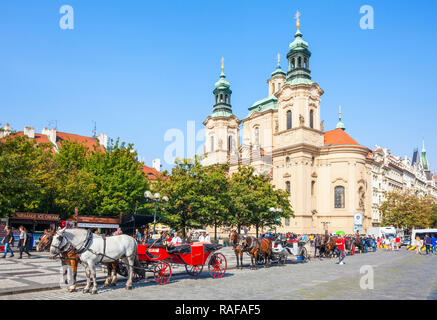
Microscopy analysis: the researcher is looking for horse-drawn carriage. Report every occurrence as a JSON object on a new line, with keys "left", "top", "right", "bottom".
{"left": 44, "top": 228, "right": 227, "bottom": 294}
{"left": 270, "top": 237, "right": 311, "bottom": 264}
{"left": 118, "top": 241, "right": 227, "bottom": 285}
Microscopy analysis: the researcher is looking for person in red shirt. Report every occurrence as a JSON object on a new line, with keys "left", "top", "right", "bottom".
{"left": 336, "top": 234, "right": 346, "bottom": 265}
{"left": 395, "top": 236, "right": 401, "bottom": 251}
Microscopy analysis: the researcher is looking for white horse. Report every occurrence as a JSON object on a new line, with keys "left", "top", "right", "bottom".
{"left": 50, "top": 228, "right": 137, "bottom": 294}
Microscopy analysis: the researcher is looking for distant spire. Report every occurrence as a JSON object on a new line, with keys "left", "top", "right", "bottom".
{"left": 336, "top": 105, "right": 346, "bottom": 131}
{"left": 422, "top": 139, "right": 426, "bottom": 152}
{"left": 295, "top": 10, "right": 301, "bottom": 30}
{"left": 277, "top": 53, "right": 281, "bottom": 67}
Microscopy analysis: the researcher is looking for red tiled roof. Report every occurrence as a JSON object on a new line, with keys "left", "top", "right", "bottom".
{"left": 324, "top": 129, "right": 362, "bottom": 147}
{"left": 56, "top": 132, "right": 103, "bottom": 151}
{"left": 15, "top": 131, "right": 104, "bottom": 152}
{"left": 142, "top": 165, "right": 162, "bottom": 180}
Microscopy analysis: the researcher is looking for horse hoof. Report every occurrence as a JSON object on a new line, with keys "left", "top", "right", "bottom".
{"left": 91, "top": 290, "right": 98, "bottom": 295}
{"left": 111, "top": 282, "right": 117, "bottom": 286}
{"left": 82, "top": 289, "right": 89, "bottom": 294}
{"left": 126, "top": 286, "right": 132, "bottom": 290}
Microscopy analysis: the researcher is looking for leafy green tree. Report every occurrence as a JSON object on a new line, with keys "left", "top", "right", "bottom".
{"left": 228, "top": 166, "right": 293, "bottom": 236}
{"left": 0, "top": 134, "right": 53, "bottom": 216}
{"left": 380, "top": 190, "right": 433, "bottom": 231}
{"left": 154, "top": 156, "right": 206, "bottom": 237}
{"left": 85, "top": 139, "right": 150, "bottom": 217}
{"left": 197, "top": 164, "right": 231, "bottom": 241}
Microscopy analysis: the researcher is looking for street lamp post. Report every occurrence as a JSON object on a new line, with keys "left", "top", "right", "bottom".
{"left": 269, "top": 207, "right": 282, "bottom": 235}
{"left": 144, "top": 191, "right": 169, "bottom": 234}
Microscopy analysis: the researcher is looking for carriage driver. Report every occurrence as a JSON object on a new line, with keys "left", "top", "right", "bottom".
{"left": 336, "top": 234, "right": 346, "bottom": 265}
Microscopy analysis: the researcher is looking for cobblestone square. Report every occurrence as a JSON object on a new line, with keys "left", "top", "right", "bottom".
{"left": 1, "top": 248, "right": 436, "bottom": 300}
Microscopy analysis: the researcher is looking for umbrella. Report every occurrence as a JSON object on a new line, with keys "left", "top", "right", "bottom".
{"left": 336, "top": 231, "right": 345, "bottom": 235}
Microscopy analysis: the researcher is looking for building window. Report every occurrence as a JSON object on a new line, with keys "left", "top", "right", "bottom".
{"left": 286, "top": 157, "right": 290, "bottom": 168}
{"left": 334, "top": 186, "right": 345, "bottom": 208}
{"left": 228, "top": 136, "right": 232, "bottom": 151}
{"left": 220, "top": 94, "right": 223, "bottom": 102}
{"left": 286, "top": 181, "right": 291, "bottom": 194}
{"left": 286, "top": 110, "right": 292, "bottom": 130}
{"left": 210, "top": 136, "right": 214, "bottom": 152}
{"left": 285, "top": 217, "right": 290, "bottom": 226}
{"left": 311, "top": 181, "right": 315, "bottom": 196}
{"left": 309, "top": 110, "right": 314, "bottom": 129}
{"left": 254, "top": 127, "right": 260, "bottom": 145}
{"left": 272, "top": 83, "right": 275, "bottom": 93}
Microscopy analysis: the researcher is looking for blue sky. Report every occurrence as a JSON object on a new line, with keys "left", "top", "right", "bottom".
{"left": 1, "top": 0, "right": 436, "bottom": 172}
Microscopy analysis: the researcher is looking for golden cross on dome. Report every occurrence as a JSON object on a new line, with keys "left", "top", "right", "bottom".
{"left": 221, "top": 57, "right": 224, "bottom": 71}
{"left": 295, "top": 10, "right": 301, "bottom": 29}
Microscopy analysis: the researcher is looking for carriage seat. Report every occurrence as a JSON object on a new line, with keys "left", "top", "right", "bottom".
{"left": 166, "top": 244, "right": 192, "bottom": 254}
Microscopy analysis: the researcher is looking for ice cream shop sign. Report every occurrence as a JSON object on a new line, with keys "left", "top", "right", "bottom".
{"left": 11, "top": 212, "right": 60, "bottom": 222}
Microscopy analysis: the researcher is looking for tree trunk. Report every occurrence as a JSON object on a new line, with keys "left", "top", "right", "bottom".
{"left": 256, "top": 224, "right": 259, "bottom": 238}
{"left": 214, "top": 221, "right": 218, "bottom": 243}
{"left": 238, "top": 223, "right": 241, "bottom": 234}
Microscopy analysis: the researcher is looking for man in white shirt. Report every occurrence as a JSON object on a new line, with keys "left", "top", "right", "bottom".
{"left": 198, "top": 232, "right": 206, "bottom": 242}
{"left": 171, "top": 232, "right": 182, "bottom": 245}
{"left": 199, "top": 232, "right": 211, "bottom": 242}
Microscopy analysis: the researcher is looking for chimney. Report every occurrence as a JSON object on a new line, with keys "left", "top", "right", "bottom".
{"left": 42, "top": 127, "right": 57, "bottom": 145}
{"left": 24, "top": 126, "right": 35, "bottom": 139}
{"left": 2, "top": 123, "right": 11, "bottom": 137}
{"left": 152, "top": 158, "right": 161, "bottom": 172}
{"left": 97, "top": 133, "right": 108, "bottom": 149}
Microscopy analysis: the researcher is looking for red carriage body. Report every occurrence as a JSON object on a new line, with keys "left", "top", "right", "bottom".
{"left": 135, "top": 242, "right": 227, "bottom": 285}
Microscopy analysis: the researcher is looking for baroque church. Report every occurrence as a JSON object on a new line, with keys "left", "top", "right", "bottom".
{"left": 203, "top": 14, "right": 376, "bottom": 234}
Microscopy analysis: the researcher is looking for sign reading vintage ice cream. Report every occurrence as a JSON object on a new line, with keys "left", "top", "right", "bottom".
{"left": 12, "top": 212, "right": 59, "bottom": 221}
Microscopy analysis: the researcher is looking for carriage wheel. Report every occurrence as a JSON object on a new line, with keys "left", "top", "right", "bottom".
{"left": 154, "top": 261, "right": 172, "bottom": 285}
{"left": 279, "top": 254, "right": 286, "bottom": 265}
{"left": 115, "top": 263, "right": 129, "bottom": 278}
{"left": 185, "top": 264, "right": 203, "bottom": 277}
{"left": 351, "top": 244, "right": 355, "bottom": 256}
{"left": 208, "top": 253, "right": 227, "bottom": 279}
{"left": 256, "top": 255, "right": 265, "bottom": 265}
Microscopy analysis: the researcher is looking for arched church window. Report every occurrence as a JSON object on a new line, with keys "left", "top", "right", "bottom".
{"left": 311, "top": 181, "right": 315, "bottom": 196}
{"left": 272, "top": 83, "right": 275, "bottom": 94}
{"left": 310, "top": 110, "right": 314, "bottom": 129}
{"left": 304, "top": 58, "right": 308, "bottom": 69}
{"left": 220, "top": 94, "right": 223, "bottom": 102}
{"left": 215, "top": 95, "right": 218, "bottom": 104}
{"left": 228, "top": 136, "right": 232, "bottom": 151}
{"left": 286, "top": 181, "right": 291, "bottom": 194}
{"left": 334, "top": 186, "right": 345, "bottom": 209}
{"left": 287, "top": 110, "right": 292, "bottom": 130}
{"left": 291, "top": 58, "right": 295, "bottom": 69}
{"left": 298, "top": 57, "right": 302, "bottom": 68}
{"left": 210, "top": 136, "right": 215, "bottom": 152}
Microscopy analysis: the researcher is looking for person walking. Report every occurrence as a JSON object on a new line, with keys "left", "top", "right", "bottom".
{"left": 431, "top": 234, "right": 437, "bottom": 255}
{"left": 415, "top": 236, "right": 422, "bottom": 255}
{"left": 395, "top": 236, "right": 401, "bottom": 251}
{"left": 336, "top": 234, "right": 346, "bottom": 265}
{"left": 18, "top": 226, "right": 31, "bottom": 259}
{"left": 424, "top": 234, "right": 431, "bottom": 255}
{"left": 1, "top": 226, "right": 14, "bottom": 258}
